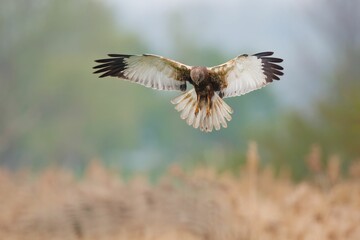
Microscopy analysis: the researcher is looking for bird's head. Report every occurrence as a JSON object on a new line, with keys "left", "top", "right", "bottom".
{"left": 190, "top": 66, "right": 208, "bottom": 85}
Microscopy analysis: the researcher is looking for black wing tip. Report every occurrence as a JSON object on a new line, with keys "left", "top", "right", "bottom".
{"left": 253, "top": 51, "right": 274, "bottom": 57}
{"left": 253, "top": 51, "right": 283, "bottom": 62}
{"left": 94, "top": 54, "right": 132, "bottom": 63}
{"left": 93, "top": 72, "right": 106, "bottom": 78}
{"left": 255, "top": 51, "right": 284, "bottom": 82}
{"left": 92, "top": 69, "right": 113, "bottom": 78}
{"left": 107, "top": 53, "right": 133, "bottom": 58}
{"left": 98, "top": 72, "right": 110, "bottom": 78}
{"left": 93, "top": 54, "right": 131, "bottom": 77}
{"left": 265, "top": 57, "right": 283, "bottom": 63}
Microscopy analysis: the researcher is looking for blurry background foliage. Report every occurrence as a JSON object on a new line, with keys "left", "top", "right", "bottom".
{"left": 0, "top": 0, "right": 359, "bottom": 179}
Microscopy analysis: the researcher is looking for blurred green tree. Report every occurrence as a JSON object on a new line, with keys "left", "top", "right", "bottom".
{"left": 0, "top": 0, "right": 147, "bottom": 168}
{"left": 257, "top": 1, "right": 360, "bottom": 179}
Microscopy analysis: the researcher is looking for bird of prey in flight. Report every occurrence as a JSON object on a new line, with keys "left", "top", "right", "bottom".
{"left": 93, "top": 52, "right": 283, "bottom": 132}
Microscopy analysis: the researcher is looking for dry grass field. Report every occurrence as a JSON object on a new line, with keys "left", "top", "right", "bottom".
{"left": 0, "top": 143, "right": 360, "bottom": 240}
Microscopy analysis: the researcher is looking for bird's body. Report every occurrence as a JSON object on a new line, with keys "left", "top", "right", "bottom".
{"left": 93, "top": 52, "right": 284, "bottom": 132}
{"left": 189, "top": 67, "right": 216, "bottom": 115}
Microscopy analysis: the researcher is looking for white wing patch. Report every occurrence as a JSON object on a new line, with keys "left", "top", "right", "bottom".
{"left": 122, "top": 55, "right": 185, "bottom": 91}
{"left": 221, "top": 56, "right": 267, "bottom": 98}
{"left": 209, "top": 52, "right": 283, "bottom": 98}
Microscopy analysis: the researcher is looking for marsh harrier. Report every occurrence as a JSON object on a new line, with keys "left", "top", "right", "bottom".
{"left": 93, "top": 52, "right": 283, "bottom": 132}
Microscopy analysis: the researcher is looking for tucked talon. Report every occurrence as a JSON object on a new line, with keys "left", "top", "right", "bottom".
{"left": 195, "top": 103, "right": 200, "bottom": 116}
{"left": 206, "top": 95, "right": 212, "bottom": 116}
{"left": 206, "top": 105, "right": 211, "bottom": 116}
{"left": 219, "top": 91, "right": 224, "bottom": 98}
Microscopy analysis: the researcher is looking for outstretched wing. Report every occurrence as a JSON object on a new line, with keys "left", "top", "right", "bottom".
{"left": 209, "top": 52, "right": 284, "bottom": 98}
{"left": 93, "top": 54, "right": 191, "bottom": 91}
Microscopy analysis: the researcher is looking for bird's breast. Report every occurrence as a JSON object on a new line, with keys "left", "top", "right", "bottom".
{"left": 195, "top": 80, "right": 214, "bottom": 98}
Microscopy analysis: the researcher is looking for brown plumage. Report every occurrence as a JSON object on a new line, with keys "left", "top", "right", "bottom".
{"left": 93, "top": 52, "right": 284, "bottom": 132}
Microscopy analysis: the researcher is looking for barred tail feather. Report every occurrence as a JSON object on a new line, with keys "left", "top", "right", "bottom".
{"left": 171, "top": 90, "right": 233, "bottom": 132}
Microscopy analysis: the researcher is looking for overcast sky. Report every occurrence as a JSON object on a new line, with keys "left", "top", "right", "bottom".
{"left": 103, "top": 0, "right": 330, "bottom": 111}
